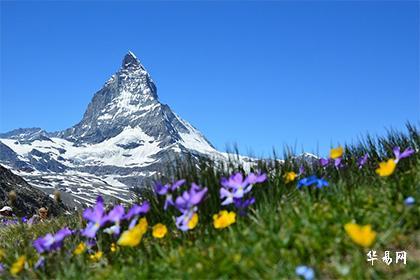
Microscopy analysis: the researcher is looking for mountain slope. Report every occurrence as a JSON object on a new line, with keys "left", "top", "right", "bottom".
{"left": 0, "top": 165, "right": 68, "bottom": 216}
{"left": 0, "top": 52, "right": 225, "bottom": 206}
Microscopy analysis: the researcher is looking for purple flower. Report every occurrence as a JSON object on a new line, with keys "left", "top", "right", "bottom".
{"left": 124, "top": 202, "right": 150, "bottom": 229}
{"left": 103, "top": 205, "right": 125, "bottom": 236}
{"left": 245, "top": 172, "right": 267, "bottom": 185}
{"left": 155, "top": 179, "right": 186, "bottom": 210}
{"left": 175, "top": 183, "right": 207, "bottom": 213}
{"left": 81, "top": 196, "right": 107, "bottom": 238}
{"left": 86, "top": 239, "right": 97, "bottom": 250}
{"left": 319, "top": 158, "right": 330, "bottom": 167}
{"left": 298, "top": 165, "right": 305, "bottom": 176}
{"left": 393, "top": 147, "right": 415, "bottom": 163}
{"left": 175, "top": 210, "right": 195, "bottom": 232}
{"left": 296, "top": 265, "right": 315, "bottom": 280}
{"left": 357, "top": 153, "right": 368, "bottom": 169}
{"left": 124, "top": 202, "right": 150, "bottom": 220}
{"left": 34, "top": 257, "right": 45, "bottom": 269}
{"left": 221, "top": 173, "right": 250, "bottom": 192}
{"left": 220, "top": 172, "right": 266, "bottom": 205}
{"left": 33, "top": 227, "right": 72, "bottom": 253}
{"left": 334, "top": 157, "right": 344, "bottom": 169}
{"left": 297, "top": 176, "right": 329, "bottom": 189}
{"left": 234, "top": 197, "right": 256, "bottom": 216}
{"left": 404, "top": 196, "right": 415, "bottom": 206}
{"left": 0, "top": 263, "right": 4, "bottom": 273}
{"left": 220, "top": 187, "right": 235, "bottom": 205}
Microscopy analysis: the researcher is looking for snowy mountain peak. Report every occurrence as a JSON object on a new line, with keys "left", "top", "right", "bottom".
{"left": 121, "top": 51, "right": 141, "bottom": 69}
{"left": 0, "top": 52, "right": 224, "bottom": 207}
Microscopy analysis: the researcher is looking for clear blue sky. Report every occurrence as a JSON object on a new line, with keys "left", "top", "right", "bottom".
{"left": 1, "top": 1, "right": 419, "bottom": 157}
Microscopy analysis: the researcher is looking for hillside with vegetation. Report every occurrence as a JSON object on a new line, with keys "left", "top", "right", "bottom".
{"left": 0, "top": 124, "right": 419, "bottom": 279}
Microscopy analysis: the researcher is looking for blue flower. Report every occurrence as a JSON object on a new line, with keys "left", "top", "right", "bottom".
{"left": 296, "top": 265, "right": 315, "bottom": 280}
{"left": 404, "top": 196, "right": 415, "bottom": 206}
{"left": 297, "top": 176, "right": 328, "bottom": 189}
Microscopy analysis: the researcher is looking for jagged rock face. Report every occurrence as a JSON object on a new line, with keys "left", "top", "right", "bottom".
{"left": 58, "top": 52, "right": 190, "bottom": 147}
{"left": 0, "top": 52, "right": 223, "bottom": 206}
{"left": 0, "top": 165, "right": 68, "bottom": 217}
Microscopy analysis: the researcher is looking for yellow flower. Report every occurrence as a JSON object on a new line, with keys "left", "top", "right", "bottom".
{"left": 152, "top": 223, "right": 168, "bottom": 238}
{"left": 117, "top": 218, "right": 148, "bottom": 247}
{"left": 344, "top": 223, "right": 376, "bottom": 247}
{"left": 0, "top": 249, "right": 5, "bottom": 261}
{"left": 330, "top": 146, "right": 343, "bottom": 159}
{"left": 10, "top": 255, "right": 26, "bottom": 276}
{"left": 213, "top": 210, "right": 236, "bottom": 229}
{"left": 283, "top": 171, "right": 297, "bottom": 183}
{"left": 89, "top": 251, "right": 103, "bottom": 262}
{"left": 376, "top": 159, "right": 396, "bottom": 177}
{"left": 73, "top": 242, "right": 86, "bottom": 255}
{"left": 138, "top": 217, "right": 148, "bottom": 235}
{"left": 110, "top": 243, "right": 117, "bottom": 253}
{"left": 188, "top": 213, "right": 199, "bottom": 230}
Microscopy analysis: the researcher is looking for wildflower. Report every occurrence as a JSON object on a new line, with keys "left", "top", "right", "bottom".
{"left": 344, "top": 223, "right": 376, "bottom": 247}
{"left": 245, "top": 172, "right": 267, "bottom": 185}
{"left": 33, "top": 227, "right": 72, "bottom": 254}
{"left": 174, "top": 183, "right": 208, "bottom": 213}
{"left": 298, "top": 165, "right": 305, "bottom": 176}
{"left": 110, "top": 243, "right": 117, "bottom": 253}
{"left": 124, "top": 202, "right": 150, "bottom": 229}
{"left": 172, "top": 183, "right": 206, "bottom": 232}
{"left": 81, "top": 196, "right": 107, "bottom": 238}
{"left": 297, "top": 176, "right": 329, "bottom": 189}
{"left": 103, "top": 205, "right": 125, "bottom": 236}
{"left": 213, "top": 210, "right": 236, "bottom": 229}
{"left": 0, "top": 249, "right": 4, "bottom": 260}
{"left": 219, "top": 187, "right": 235, "bottom": 206}
{"left": 117, "top": 218, "right": 148, "bottom": 247}
{"left": 73, "top": 242, "right": 87, "bottom": 255}
{"left": 155, "top": 179, "right": 186, "bottom": 210}
{"left": 10, "top": 256, "right": 26, "bottom": 276}
{"left": 220, "top": 172, "right": 267, "bottom": 205}
{"left": 358, "top": 153, "right": 368, "bottom": 169}
{"left": 393, "top": 146, "right": 415, "bottom": 163}
{"left": 85, "top": 239, "right": 97, "bottom": 249}
{"left": 124, "top": 202, "right": 150, "bottom": 220}
{"left": 404, "top": 196, "right": 415, "bottom": 206}
{"left": 333, "top": 157, "right": 344, "bottom": 169}
{"left": 0, "top": 263, "right": 4, "bottom": 273}
{"left": 89, "top": 251, "right": 103, "bottom": 262}
{"left": 188, "top": 213, "right": 199, "bottom": 229}
{"left": 234, "top": 197, "right": 255, "bottom": 216}
{"left": 330, "top": 146, "right": 343, "bottom": 159}
{"left": 152, "top": 223, "right": 168, "bottom": 238}
{"left": 295, "top": 265, "right": 315, "bottom": 280}
{"left": 34, "top": 257, "right": 45, "bottom": 270}
{"left": 375, "top": 159, "right": 396, "bottom": 177}
{"left": 284, "top": 171, "right": 297, "bottom": 183}
{"left": 175, "top": 211, "right": 198, "bottom": 231}
{"left": 319, "top": 158, "right": 330, "bottom": 167}
{"left": 137, "top": 217, "right": 148, "bottom": 234}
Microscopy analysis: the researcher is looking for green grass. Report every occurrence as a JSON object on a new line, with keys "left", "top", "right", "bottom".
{"left": 0, "top": 124, "right": 419, "bottom": 279}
